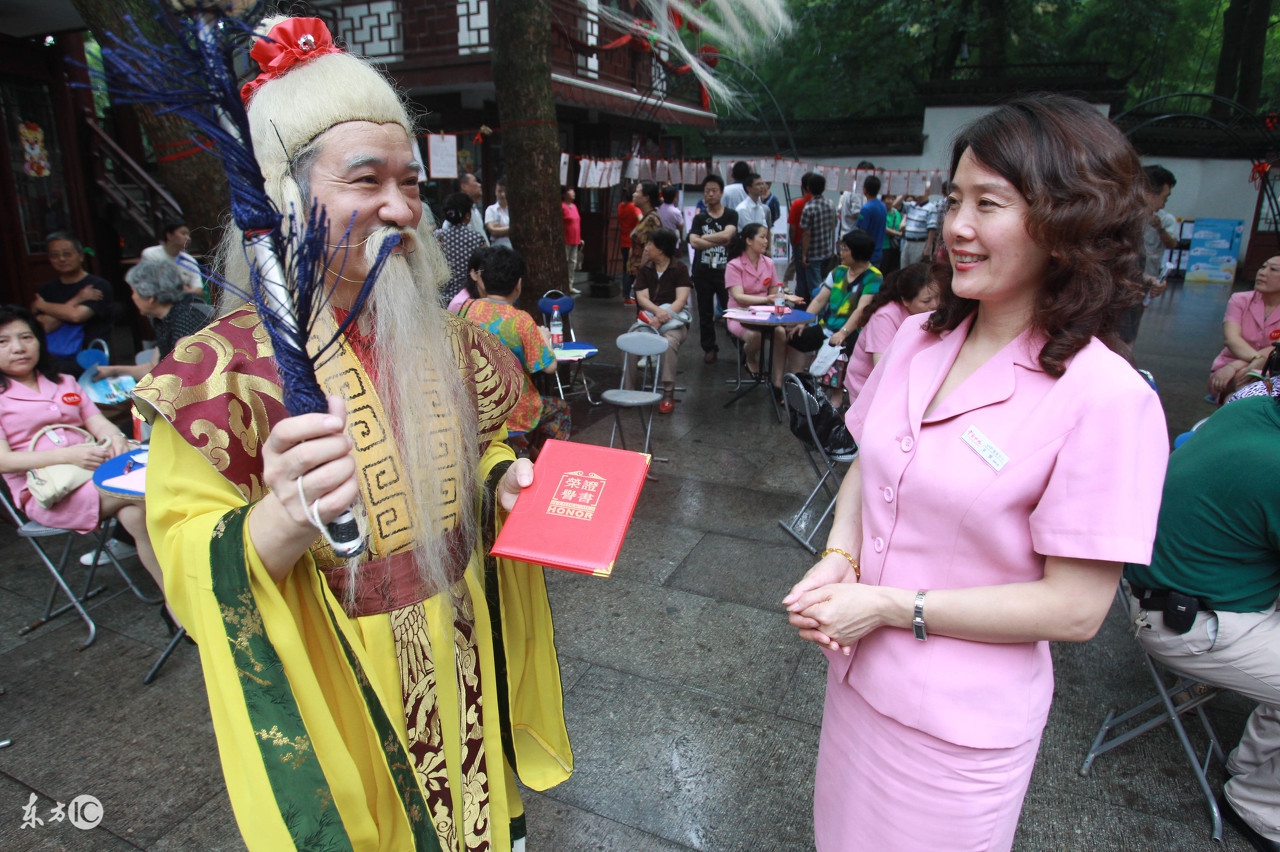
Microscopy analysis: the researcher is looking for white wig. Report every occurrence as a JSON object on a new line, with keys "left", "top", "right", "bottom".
{"left": 243, "top": 16, "right": 415, "bottom": 219}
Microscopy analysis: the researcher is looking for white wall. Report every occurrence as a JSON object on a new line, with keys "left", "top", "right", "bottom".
{"left": 717, "top": 103, "right": 1261, "bottom": 259}
{"left": 1146, "top": 158, "right": 1259, "bottom": 257}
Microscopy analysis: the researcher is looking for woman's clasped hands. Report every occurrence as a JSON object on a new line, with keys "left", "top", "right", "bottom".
{"left": 784, "top": 550, "right": 902, "bottom": 654}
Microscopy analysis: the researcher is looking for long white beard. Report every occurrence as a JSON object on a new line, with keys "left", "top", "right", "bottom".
{"left": 364, "top": 224, "right": 479, "bottom": 593}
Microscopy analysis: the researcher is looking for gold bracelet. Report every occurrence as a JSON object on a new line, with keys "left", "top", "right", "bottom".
{"left": 820, "top": 547, "right": 860, "bottom": 581}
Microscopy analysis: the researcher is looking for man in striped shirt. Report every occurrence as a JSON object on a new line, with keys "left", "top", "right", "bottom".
{"left": 899, "top": 190, "right": 941, "bottom": 266}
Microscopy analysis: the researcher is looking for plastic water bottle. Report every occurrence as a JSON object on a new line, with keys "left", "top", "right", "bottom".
{"left": 550, "top": 307, "right": 563, "bottom": 346}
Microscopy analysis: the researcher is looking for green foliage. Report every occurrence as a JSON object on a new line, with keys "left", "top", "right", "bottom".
{"left": 747, "top": 0, "right": 1280, "bottom": 118}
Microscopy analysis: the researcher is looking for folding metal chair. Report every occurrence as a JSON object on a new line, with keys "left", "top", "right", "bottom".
{"left": 602, "top": 327, "right": 669, "bottom": 468}
{"left": 724, "top": 335, "right": 749, "bottom": 391}
{"left": 778, "top": 373, "right": 858, "bottom": 553}
{"left": 1, "top": 486, "right": 160, "bottom": 649}
{"left": 1080, "top": 584, "right": 1228, "bottom": 842}
{"left": 538, "top": 289, "right": 599, "bottom": 404}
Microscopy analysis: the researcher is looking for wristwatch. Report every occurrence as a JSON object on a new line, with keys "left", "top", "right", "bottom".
{"left": 912, "top": 590, "right": 928, "bottom": 641}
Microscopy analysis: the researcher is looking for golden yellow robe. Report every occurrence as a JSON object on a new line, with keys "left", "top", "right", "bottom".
{"left": 137, "top": 309, "right": 572, "bottom": 852}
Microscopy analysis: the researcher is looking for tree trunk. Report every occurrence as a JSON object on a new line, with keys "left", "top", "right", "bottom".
{"left": 1237, "top": 0, "right": 1272, "bottom": 112}
{"left": 930, "top": 0, "right": 973, "bottom": 81}
{"left": 492, "top": 0, "right": 565, "bottom": 313}
{"left": 1211, "top": 0, "right": 1246, "bottom": 116}
{"left": 70, "top": 0, "right": 230, "bottom": 256}
{"left": 973, "top": 0, "right": 1008, "bottom": 71}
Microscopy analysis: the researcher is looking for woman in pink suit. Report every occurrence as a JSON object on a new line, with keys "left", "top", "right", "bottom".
{"left": 0, "top": 305, "right": 165, "bottom": 600}
{"left": 784, "top": 95, "right": 1170, "bottom": 851}
{"left": 1207, "top": 255, "right": 1280, "bottom": 400}
{"left": 725, "top": 222, "right": 803, "bottom": 397}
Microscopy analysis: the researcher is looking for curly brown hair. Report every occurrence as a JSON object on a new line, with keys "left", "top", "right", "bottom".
{"left": 925, "top": 93, "right": 1147, "bottom": 377}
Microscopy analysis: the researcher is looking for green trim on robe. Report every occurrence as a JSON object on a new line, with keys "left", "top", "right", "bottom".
{"left": 210, "top": 505, "right": 359, "bottom": 852}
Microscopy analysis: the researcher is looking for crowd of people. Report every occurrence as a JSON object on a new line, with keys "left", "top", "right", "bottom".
{"left": 10, "top": 15, "right": 1280, "bottom": 848}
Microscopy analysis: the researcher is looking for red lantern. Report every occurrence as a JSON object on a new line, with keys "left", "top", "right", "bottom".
{"left": 698, "top": 44, "right": 719, "bottom": 69}
{"left": 669, "top": 9, "right": 684, "bottom": 29}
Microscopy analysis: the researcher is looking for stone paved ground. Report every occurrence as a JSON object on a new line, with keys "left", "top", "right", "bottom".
{"left": 0, "top": 275, "right": 1260, "bottom": 851}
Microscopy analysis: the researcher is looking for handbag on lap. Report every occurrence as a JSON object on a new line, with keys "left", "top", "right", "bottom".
{"left": 25, "top": 425, "right": 104, "bottom": 509}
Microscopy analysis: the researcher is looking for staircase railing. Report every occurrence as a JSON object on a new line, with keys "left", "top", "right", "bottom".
{"left": 84, "top": 116, "right": 182, "bottom": 242}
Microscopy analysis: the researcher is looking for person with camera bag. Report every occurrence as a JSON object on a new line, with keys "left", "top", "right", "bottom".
{"left": 1125, "top": 392, "right": 1280, "bottom": 852}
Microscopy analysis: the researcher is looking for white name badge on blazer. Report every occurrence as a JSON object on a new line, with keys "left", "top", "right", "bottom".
{"left": 961, "top": 425, "right": 1009, "bottom": 472}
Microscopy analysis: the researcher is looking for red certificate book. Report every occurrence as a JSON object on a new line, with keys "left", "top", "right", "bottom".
{"left": 489, "top": 439, "right": 649, "bottom": 577}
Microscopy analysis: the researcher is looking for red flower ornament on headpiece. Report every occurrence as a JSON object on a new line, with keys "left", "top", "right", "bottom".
{"left": 240, "top": 18, "right": 342, "bottom": 105}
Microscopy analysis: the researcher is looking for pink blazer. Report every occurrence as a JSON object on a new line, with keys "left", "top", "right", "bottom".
{"left": 839, "top": 312, "right": 1168, "bottom": 748}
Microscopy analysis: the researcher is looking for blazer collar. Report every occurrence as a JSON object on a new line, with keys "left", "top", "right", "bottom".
{"left": 909, "top": 314, "right": 1047, "bottom": 427}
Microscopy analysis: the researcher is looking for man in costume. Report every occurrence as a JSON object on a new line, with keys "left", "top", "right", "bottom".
{"left": 135, "top": 16, "right": 571, "bottom": 852}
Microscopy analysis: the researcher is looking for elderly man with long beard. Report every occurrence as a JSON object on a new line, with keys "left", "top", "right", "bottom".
{"left": 133, "top": 17, "right": 571, "bottom": 852}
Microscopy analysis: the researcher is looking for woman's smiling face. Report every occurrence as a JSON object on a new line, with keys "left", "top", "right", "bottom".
{"left": 943, "top": 149, "right": 1050, "bottom": 313}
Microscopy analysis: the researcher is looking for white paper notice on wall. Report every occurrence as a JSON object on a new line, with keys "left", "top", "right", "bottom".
{"left": 638, "top": 159, "right": 653, "bottom": 181}
{"left": 560, "top": 152, "right": 570, "bottom": 186}
{"left": 427, "top": 134, "right": 458, "bottom": 180}
{"left": 624, "top": 157, "right": 639, "bottom": 181}
{"left": 607, "top": 160, "right": 622, "bottom": 187}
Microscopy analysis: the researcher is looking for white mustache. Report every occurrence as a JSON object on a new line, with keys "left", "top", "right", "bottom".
{"left": 327, "top": 227, "right": 417, "bottom": 254}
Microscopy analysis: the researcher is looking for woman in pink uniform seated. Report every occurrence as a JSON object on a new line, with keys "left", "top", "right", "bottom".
{"left": 0, "top": 305, "right": 165, "bottom": 597}
{"left": 725, "top": 222, "right": 803, "bottom": 396}
{"left": 784, "top": 95, "right": 1169, "bottom": 851}
{"left": 843, "top": 262, "right": 940, "bottom": 403}
{"left": 1208, "top": 254, "right": 1280, "bottom": 401}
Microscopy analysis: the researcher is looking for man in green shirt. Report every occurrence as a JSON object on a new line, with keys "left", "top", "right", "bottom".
{"left": 1124, "top": 394, "right": 1280, "bottom": 851}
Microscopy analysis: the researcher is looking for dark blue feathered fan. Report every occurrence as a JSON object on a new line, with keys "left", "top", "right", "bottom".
{"left": 96, "top": 1, "right": 385, "bottom": 557}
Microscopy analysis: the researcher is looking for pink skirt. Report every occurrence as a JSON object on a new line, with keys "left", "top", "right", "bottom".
{"left": 815, "top": 666, "right": 1041, "bottom": 852}
{"left": 21, "top": 478, "right": 102, "bottom": 535}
